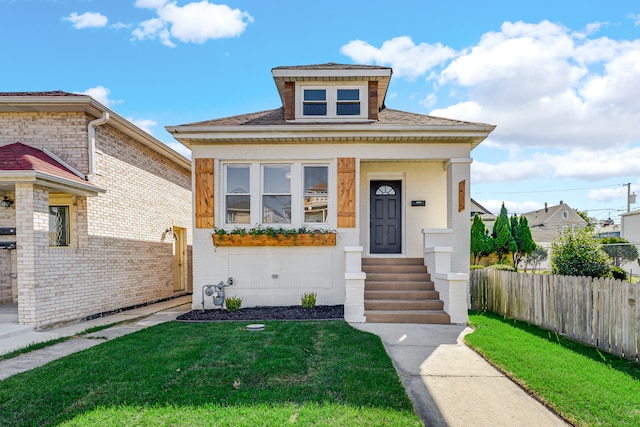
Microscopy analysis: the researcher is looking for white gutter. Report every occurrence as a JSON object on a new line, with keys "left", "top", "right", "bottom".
{"left": 86, "top": 111, "right": 109, "bottom": 181}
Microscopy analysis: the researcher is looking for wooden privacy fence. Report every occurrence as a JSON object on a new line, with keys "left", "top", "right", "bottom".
{"left": 470, "top": 269, "right": 639, "bottom": 361}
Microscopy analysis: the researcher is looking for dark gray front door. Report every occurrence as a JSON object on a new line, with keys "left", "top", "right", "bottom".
{"left": 370, "top": 181, "right": 401, "bottom": 254}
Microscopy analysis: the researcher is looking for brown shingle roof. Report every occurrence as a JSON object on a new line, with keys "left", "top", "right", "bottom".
{"left": 272, "top": 62, "right": 392, "bottom": 72}
{"left": 178, "top": 106, "right": 491, "bottom": 128}
{"left": 0, "top": 91, "right": 83, "bottom": 97}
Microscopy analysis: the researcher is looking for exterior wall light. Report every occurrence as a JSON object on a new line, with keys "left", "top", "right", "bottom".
{"left": 0, "top": 195, "right": 13, "bottom": 208}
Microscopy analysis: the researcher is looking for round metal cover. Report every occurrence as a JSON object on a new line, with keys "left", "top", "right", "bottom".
{"left": 246, "top": 324, "right": 266, "bottom": 331}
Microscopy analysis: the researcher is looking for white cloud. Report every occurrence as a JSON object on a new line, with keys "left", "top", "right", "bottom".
{"left": 629, "top": 13, "right": 640, "bottom": 26}
{"left": 428, "top": 20, "right": 640, "bottom": 150}
{"left": 80, "top": 86, "right": 121, "bottom": 107}
{"left": 340, "top": 36, "right": 456, "bottom": 79}
{"left": 128, "top": 118, "right": 158, "bottom": 135}
{"left": 132, "top": 1, "right": 253, "bottom": 47}
{"left": 110, "top": 22, "right": 131, "bottom": 30}
{"left": 472, "top": 144, "right": 640, "bottom": 184}
{"left": 64, "top": 12, "right": 108, "bottom": 29}
{"left": 165, "top": 141, "right": 192, "bottom": 159}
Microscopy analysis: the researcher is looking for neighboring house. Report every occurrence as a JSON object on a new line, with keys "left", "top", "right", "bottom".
{"left": 167, "top": 63, "right": 495, "bottom": 324}
{"left": 520, "top": 201, "right": 587, "bottom": 271}
{"left": 0, "top": 92, "right": 192, "bottom": 328}
{"left": 521, "top": 201, "right": 587, "bottom": 245}
{"left": 470, "top": 198, "right": 496, "bottom": 230}
{"left": 620, "top": 209, "right": 640, "bottom": 276}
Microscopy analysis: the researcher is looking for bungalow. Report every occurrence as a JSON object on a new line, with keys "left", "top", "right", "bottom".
{"left": 0, "top": 92, "right": 192, "bottom": 328}
{"left": 167, "top": 63, "right": 495, "bottom": 324}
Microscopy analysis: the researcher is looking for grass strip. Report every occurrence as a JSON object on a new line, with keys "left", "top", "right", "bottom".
{"left": 466, "top": 311, "right": 640, "bottom": 427}
{"left": 0, "top": 317, "right": 147, "bottom": 362}
{"left": 0, "top": 320, "right": 421, "bottom": 427}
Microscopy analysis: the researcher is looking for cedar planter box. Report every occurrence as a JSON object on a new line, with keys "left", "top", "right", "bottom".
{"left": 213, "top": 233, "right": 336, "bottom": 247}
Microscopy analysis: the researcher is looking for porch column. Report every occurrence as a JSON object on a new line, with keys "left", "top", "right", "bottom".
{"left": 445, "top": 158, "right": 472, "bottom": 273}
{"left": 15, "top": 183, "right": 49, "bottom": 325}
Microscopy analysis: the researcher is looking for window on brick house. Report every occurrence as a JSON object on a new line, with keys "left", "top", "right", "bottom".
{"left": 49, "top": 194, "right": 73, "bottom": 247}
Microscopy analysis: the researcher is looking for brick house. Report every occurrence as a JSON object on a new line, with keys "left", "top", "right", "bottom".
{"left": 168, "top": 63, "right": 495, "bottom": 324}
{"left": 0, "top": 92, "right": 192, "bottom": 328}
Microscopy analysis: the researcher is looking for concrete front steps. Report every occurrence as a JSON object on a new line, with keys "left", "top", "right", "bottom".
{"left": 363, "top": 258, "right": 450, "bottom": 324}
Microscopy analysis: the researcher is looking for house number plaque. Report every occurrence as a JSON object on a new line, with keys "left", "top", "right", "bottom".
{"left": 458, "top": 180, "right": 465, "bottom": 212}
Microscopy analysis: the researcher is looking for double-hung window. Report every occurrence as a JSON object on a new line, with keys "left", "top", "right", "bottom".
{"left": 262, "top": 165, "right": 291, "bottom": 224}
{"left": 223, "top": 162, "right": 330, "bottom": 228}
{"left": 303, "top": 166, "right": 328, "bottom": 223}
{"left": 297, "top": 85, "right": 366, "bottom": 120}
{"left": 225, "top": 165, "right": 251, "bottom": 224}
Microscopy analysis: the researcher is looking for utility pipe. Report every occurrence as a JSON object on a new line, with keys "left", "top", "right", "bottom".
{"left": 86, "top": 111, "right": 109, "bottom": 181}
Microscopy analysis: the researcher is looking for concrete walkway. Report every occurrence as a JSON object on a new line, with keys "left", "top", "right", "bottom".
{"left": 352, "top": 323, "right": 570, "bottom": 427}
{"left": 1, "top": 301, "right": 569, "bottom": 426}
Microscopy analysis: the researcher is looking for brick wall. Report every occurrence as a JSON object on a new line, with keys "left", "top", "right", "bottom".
{"left": 1, "top": 111, "right": 192, "bottom": 328}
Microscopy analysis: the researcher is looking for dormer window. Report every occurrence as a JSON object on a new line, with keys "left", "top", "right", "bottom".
{"left": 296, "top": 84, "right": 367, "bottom": 121}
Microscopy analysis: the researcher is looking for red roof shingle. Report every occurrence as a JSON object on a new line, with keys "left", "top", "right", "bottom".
{"left": 0, "top": 142, "right": 88, "bottom": 185}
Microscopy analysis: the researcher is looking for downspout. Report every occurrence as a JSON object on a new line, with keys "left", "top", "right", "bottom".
{"left": 86, "top": 112, "right": 109, "bottom": 181}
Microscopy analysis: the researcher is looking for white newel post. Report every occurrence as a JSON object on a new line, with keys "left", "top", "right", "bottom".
{"left": 423, "top": 228, "right": 469, "bottom": 324}
{"left": 344, "top": 246, "right": 366, "bottom": 323}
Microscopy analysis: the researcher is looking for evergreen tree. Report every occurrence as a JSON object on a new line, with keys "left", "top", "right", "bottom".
{"left": 470, "top": 213, "right": 489, "bottom": 265}
{"left": 511, "top": 215, "right": 536, "bottom": 271}
{"left": 492, "top": 203, "right": 516, "bottom": 263}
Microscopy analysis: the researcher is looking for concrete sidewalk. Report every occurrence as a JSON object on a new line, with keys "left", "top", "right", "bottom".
{"left": 352, "top": 323, "right": 569, "bottom": 427}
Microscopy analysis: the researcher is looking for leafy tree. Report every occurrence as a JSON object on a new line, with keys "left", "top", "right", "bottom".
{"left": 470, "top": 213, "right": 491, "bottom": 265}
{"left": 600, "top": 237, "right": 639, "bottom": 267}
{"left": 574, "top": 209, "right": 597, "bottom": 229}
{"left": 524, "top": 245, "right": 548, "bottom": 272}
{"left": 511, "top": 215, "right": 536, "bottom": 271}
{"left": 550, "top": 227, "right": 611, "bottom": 278}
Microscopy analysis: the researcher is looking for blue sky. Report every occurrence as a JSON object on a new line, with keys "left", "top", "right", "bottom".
{"left": 2, "top": 0, "right": 639, "bottom": 223}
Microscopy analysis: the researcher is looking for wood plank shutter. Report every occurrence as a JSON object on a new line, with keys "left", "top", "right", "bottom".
{"left": 337, "top": 157, "right": 356, "bottom": 228}
{"left": 195, "top": 158, "right": 214, "bottom": 228}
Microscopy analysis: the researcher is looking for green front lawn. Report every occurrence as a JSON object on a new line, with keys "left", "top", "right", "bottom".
{"left": 0, "top": 321, "right": 421, "bottom": 427}
{"left": 466, "top": 311, "right": 640, "bottom": 427}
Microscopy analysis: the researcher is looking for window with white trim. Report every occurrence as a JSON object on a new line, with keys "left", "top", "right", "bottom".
{"left": 225, "top": 164, "right": 250, "bottom": 224}
{"left": 303, "top": 165, "right": 328, "bottom": 223}
{"left": 296, "top": 84, "right": 367, "bottom": 120}
{"left": 262, "top": 164, "right": 291, "bottom": 224}
{"left": 223, "top": 163, "right": 331, "bottom": 227}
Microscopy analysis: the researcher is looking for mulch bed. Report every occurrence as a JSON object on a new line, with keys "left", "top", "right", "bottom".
{"left": 176, "top": 305, "right": 344, "bottom": 322}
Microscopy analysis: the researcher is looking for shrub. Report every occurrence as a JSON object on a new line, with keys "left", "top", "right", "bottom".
{"left": 301, "top": 292, "right": 317, "bottom": 309}
{"left": 610, "top": 266, "right": 629, "bottom": 281}
{"left": 225, "top": 296, "right": 242, "bottom": 312}
{"left": 550, "top": 228, "right": 611, "bottom": 278}
{"left": 485, "top": 264, "right": 515, "bottom": 271}
{"left": 470, "top": 265, "right": 485, "bottom": 270}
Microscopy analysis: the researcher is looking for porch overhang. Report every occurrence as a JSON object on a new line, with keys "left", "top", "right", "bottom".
{"left": 0, "top": 171, "right": 106, "bottom": 196}
{"left": 166, "top": 124, "right": 495, "bottom": 149}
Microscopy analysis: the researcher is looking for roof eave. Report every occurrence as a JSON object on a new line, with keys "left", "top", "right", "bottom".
{"left": 166, "top": 124, "right": 495, "bottom": 149}
{"left": 0, "top": 171, "right": 106, "bottom": 196}
{"left": 0, "top": 96, "right": 191, "bottom": 171}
